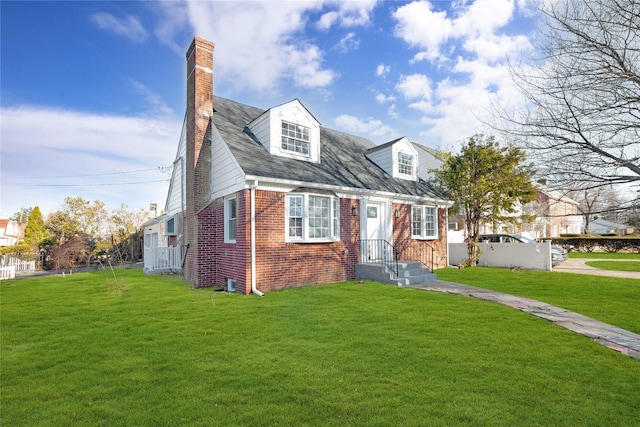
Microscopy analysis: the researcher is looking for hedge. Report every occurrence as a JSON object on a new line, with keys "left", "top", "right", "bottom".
{"left": 550, "top": 237, "right": 640, "bottom": 253}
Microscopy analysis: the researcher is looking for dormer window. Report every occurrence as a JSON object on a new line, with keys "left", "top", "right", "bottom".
{"left": 365, "top": 136, "right": 419, "bottom": 182}
{"left": 398, "top": 153, "right": 414, "bottom": 176}
{"left": 281, "top": 121, "right": 310, "bottom": 155}
{"left": 246, "top": 100, "right": 321, "bottom": 164}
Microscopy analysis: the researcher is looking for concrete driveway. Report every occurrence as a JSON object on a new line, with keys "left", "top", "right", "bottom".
{"left": 553, "top": 258, "right": 640, "bottom": 279}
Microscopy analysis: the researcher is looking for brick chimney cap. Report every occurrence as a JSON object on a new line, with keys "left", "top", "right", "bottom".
{"left": 186, "top": 36, "right": 215, "bottom": 58}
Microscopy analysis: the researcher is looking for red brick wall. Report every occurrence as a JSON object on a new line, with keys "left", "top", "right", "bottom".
{"left": 195, "top": 190, "right": 449, "bottom": 293}
{"left": 392, "top": 204, "right": 448, "bottom": 270}
{"left": 195, "top": 190, "right": 361, "bottom": 294}
{"left": 251, "top": 191, "right": 359, "bottom": 292}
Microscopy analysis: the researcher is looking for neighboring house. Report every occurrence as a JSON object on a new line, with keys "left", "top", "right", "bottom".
{"left": 0, "top": 219, "right": 20, "bottom": 246}
{"left": 143, "top": 37, "right": 452, "bottom": 294}
{"left": 589, "top": 219, "right": 636, "bottom": 236}
{"left": 522, "top": 184, "right": 583, "bottom": 238}
{"left": 447, "top": 183, "right": 583, "bottom": 241}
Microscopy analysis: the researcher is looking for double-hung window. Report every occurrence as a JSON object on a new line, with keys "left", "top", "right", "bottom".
{"left": 281, "top": 121, "right": 310, "bottom": 155}
{"left": 225, "top": 196, "right": 237, "bottom": 243}
{"left": 398, "top": 152, "right": 414, "bottom": 176}
{"left": 411, "top": 206, "right": 438, "bottom": 239}
{"left": 286, "top": 193, "right": 340, "bottom": 242}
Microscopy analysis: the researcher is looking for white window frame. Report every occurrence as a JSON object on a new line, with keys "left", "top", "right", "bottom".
{"left": 281, "top": 121, "right": 310, "bottom": 156}
{"left": 412, "top": 206, "right": 438, "bottom": 239}
{"left": 285, "top": 193, "right": 340, "bottom": 243}
{"left": 224, "top": 195, "right": 237, "bottom": 243}
{"left": 398, "top": 152, "right": 414, "bottom": 176}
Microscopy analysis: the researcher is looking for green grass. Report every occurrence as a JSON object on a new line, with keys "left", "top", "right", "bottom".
{"left": 436, "top": 267, "right": 640, "bottom": 334}
{"left": 585, "top": 261, "right": 640, "bottom": 272}
{"left": 569, "top": 252, "right": 640, "bottom": 259}
{"left": 2, "top": 270, "right": 639, "bottom": 426}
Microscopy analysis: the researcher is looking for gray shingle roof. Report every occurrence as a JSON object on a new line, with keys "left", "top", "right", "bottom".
{"left": 212, "top": 96, "right": 446, "bottom": 200}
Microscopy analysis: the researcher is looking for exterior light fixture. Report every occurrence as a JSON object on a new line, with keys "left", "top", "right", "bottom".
{"left": 395, "top": 209, "right": 401, "bottom": 218}
{"left": 352, "top": 205, "right": 358, "bottom": 216}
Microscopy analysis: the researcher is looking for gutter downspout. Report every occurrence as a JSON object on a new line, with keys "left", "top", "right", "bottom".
{"left": 445, "top": 208, "right": 450, "bottom": 267}
{"left": 250, "top": 180, "right": 264, "bottom": 296}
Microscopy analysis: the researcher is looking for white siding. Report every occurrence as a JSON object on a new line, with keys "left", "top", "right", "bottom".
{"left": 415, "top": 145, "right": 441, "bottom": 180}
{"left": 366, "top": 145, "right": 393, "bottom": 175}
{"left": 249, "top": 112, "right": 271, "bottom": 151}
{"left": 164, "top": 119, "right": 187, "bottom": 216}
{"left": 210, "top": 124, "right": 246, "bottom": 200}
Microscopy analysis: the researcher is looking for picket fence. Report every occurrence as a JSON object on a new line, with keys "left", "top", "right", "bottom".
{"left": 0, "top": 255, "right": 36, "bottom": 280}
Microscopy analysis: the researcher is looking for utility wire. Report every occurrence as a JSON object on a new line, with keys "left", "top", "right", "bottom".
{"left": 3, "top": 167, "right": 172, "bottom": 180}
{"left": 3, "top": 179, "right": 170, "bottom": 188}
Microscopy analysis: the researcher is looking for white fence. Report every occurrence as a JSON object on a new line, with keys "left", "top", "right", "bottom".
{"left": 449, "top": 241, "right": 552, "bottom": 271}
{"left": 144, "top": 246, "right": 182, "bottom": 272}
{"left": 1, "top": 266, "right": 16, "bottom": 280}
{"left": 1, "top": 255, "right": 36, "bottom": 273}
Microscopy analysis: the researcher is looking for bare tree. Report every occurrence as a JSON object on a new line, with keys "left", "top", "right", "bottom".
{"left": 496, "top": 0, "right": 640, "bottom": 190}
{"left": 567, "top": 185, "right": 619, "bottom": 233}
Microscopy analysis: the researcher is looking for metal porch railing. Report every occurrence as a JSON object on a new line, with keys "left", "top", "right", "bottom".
{"left": 395, "top": 239, "right": 435, "bottom": 272}
{"left": 360, "top": 239, "right": 399, "bottom": 278}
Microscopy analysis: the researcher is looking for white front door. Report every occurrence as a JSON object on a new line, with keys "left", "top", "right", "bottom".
{"left": 364, "top": 202, "right": 387, "bottom": 262}
{"left": 366, "top": 203, "right": 383, "bottom": 240}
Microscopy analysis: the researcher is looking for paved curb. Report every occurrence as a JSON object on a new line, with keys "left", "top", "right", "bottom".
{"left": 407, "top": 281, "right": 640, "bottom": 361}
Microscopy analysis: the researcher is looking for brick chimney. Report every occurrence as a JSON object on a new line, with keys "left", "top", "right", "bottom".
{"left": 184, "top": 37, "right": 214, "bottom": 285}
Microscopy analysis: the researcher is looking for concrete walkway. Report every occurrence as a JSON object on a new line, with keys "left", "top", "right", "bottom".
{"left": 552, "top": 258, "right": 640, "bottom": 279}
{"left": 407, "top": 281, "right": 640, "bottom": 361}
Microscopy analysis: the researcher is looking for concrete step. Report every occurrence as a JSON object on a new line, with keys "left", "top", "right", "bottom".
{"left": 356, "top": 262, "right": 437, "bottom": 286}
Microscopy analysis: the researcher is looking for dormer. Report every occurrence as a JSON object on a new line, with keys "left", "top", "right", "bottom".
{"left": 366, "top": 136, "right": 419, "bottom": 181}
{"left": 246, "top": 99, "right": 321, "bottom": 164}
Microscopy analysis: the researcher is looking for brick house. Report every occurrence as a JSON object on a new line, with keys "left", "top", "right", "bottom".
{"left": 143, "top": 37, "right": 451, "bottom": 294}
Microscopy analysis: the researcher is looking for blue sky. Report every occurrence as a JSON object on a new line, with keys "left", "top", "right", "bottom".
{"left": 1, "top": 0, "right": 539, "bottom": 218}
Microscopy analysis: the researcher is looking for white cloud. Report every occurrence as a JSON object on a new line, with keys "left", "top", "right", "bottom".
{"left": 375, "top": 93, "right": 396, "bottom": 104}
{"left": 395, "top": 74, "right": 433, "bottom": 100}
{"left": 335, "top": 114, "right": 395, "bottom": 138}
{"left": 92, "top": 12, "right": 149, "bottom": 43}
{"left": 376, "top": 63, "right": 390, "bottom": 77}
{"left": 0, "top": 106, "right": 180, "bottom": 217}
{"left": 390, "top": 0, "right": 536, "bottom": 149}
{"left": 393, "top": 1, "right": 453, "bottom": 62}
{"left": 317, "top": 0, "right": 378, "bottom": 30}
{"left": 333, "top": 32, "right": 360, "bottom": 53}
{"left": 452, "top": 0, "right": 514, "bottom": 38}
{"left": 128, "top": 79, "right": 174, "bottom": 116}
{"left": 156, "top": 1, "right": 341, "bottom": 93}
{"left": 387, "top": 104, "right": 399, "bottom": 119}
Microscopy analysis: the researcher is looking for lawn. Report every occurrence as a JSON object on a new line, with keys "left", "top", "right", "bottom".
{"left": 568, "top": 252, "right": 640, "bottom": 260}
{"left": 2, "top": 269, "right": 639, "bottom": 426}
{"left": 585, "top": 261, "right": 640, "bottom": 272}
{"left": 435, "top": 267, "right": 640, "bottom": 334}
